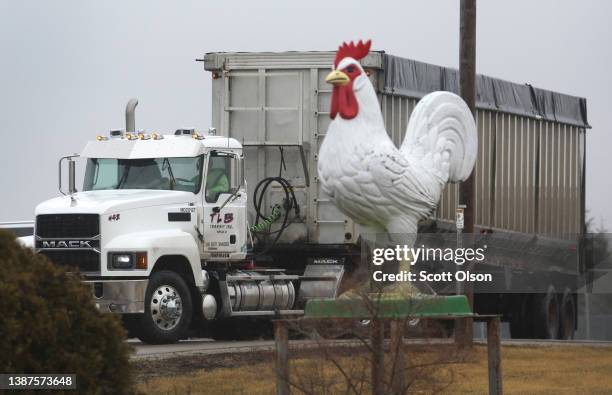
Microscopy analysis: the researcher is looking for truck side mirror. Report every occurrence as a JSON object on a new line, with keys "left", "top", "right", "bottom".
{"left": 68, "top": 159, "right": 77, "bottom": 194}
{"left": 58, "top": 154, "right": 80, "bottom": 196}
{"left": 230, "top": 155, "right": 244, "bottom": 193}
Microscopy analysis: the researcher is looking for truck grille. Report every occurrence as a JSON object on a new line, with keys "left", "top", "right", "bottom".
{"left": 35, "top": 214, "right": 101, "bottom": 274}
{"left": 36, "top": 214, "right": 99, "bottom": 238}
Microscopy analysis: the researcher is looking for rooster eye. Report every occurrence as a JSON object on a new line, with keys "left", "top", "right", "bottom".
{"left": 346, "top": 66, "right": 355, "bottom": 73}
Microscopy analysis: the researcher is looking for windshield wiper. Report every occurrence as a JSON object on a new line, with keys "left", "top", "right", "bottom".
{"left": 116, "top": 163, "right": 130, "bottom": 189}
{"left": 163, "top": 158, "right": 176, "bottom": 190}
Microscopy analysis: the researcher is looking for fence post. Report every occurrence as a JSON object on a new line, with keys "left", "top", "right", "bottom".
{"left": 371, "top": 317, "right": 385, "bottom": 395}
{"left": 487, "top": 316, "right": 503, "bottom": 395}
{"left": 274, "top": 320, "right": 290, "bottom": 395}
{"left": 390, "top": 319, "right": 405, "bottom": 394}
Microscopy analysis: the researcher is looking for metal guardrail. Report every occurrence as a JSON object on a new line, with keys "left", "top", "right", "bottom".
{"left": 0, "top": 221, "right": 34, "bottom": 237}
{"left": 0, "top": 221, "right": 34, "bottom": 228}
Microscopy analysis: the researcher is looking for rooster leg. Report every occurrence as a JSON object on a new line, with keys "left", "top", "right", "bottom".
{"left": 339, "top": 221, "right": 422, "bottom": 299}
{"left": 380, "top": 218, "right": 421, "bottom": 297}
{"left": 338, "top": 226, "right": 386, "bottom": 299}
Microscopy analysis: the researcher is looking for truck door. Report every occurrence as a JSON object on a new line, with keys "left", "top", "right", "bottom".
{"left": 201, "top": 150, "right": 247, "bottom": 260}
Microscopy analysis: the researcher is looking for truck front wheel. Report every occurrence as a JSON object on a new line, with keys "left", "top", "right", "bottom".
{"left": 135, "top": 270, "right": 193, "bottom": 344}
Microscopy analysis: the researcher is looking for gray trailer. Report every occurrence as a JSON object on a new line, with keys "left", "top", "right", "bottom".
{"left": 203, "top": 50, "right": 589, "bottom": 339}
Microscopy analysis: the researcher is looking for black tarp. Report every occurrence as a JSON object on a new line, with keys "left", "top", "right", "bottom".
{"left": 381, "top": 54, "right": 589, "bottom": 128}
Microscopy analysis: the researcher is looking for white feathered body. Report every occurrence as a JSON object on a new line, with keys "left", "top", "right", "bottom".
{"left": 318, "top": 75, "right": 477, "bottom": 238}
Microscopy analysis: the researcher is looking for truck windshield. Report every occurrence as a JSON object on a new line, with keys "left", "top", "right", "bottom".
{"left": 83, "top": 156, "right": 204, "bottom": 193}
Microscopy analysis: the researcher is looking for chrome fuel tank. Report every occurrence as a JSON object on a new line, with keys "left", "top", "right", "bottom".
{"left": 227, "top": 271, "right": 296, "bottom": 311}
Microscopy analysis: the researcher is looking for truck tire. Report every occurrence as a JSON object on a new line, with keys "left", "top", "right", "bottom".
{"left": 135, "top": 270, "right": 193, "bottom": 344}
{"left": 558, "top": 288, "right": 576, "bottom": 340}
{"left": 533, "top": 285, "right": 559, "bottom": 339}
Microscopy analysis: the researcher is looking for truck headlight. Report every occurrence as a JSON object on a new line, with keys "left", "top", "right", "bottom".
{"left": 108, "top": 252, "right": 147, "bottom": 270}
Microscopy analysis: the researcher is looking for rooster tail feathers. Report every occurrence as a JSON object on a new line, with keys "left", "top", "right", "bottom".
{"left": 400, "top": 91, "right": 478, "bottom": 183}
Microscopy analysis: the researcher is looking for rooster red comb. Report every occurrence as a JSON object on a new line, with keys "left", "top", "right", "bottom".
{"left": 334, "top": 40, "right": 372, "bottom": 68}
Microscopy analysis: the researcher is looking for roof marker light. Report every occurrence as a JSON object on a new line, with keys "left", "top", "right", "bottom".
{"left": 151, "top": 132, "right": 164, "bottom": 140}
{"left": 96, "top": 135, "right": 108, "bottom": 141}
{"left": 109, "top": 129, "right": 124, "bottom": 139}
{"left": 126, "top": 133, "right": 136, "bottom": 140}
{"left": 138, "top": 132, "right": 150, "bottom": 140}
{"left": 175, "top": 128, "right": 195, "bottom": 136}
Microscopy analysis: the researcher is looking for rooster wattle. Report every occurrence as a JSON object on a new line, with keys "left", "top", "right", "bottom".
{"left": 318, "top": 40, "right": 478, "bottom": 294}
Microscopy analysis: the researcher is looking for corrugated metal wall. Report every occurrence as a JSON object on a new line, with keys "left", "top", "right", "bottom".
{"left": 208, "top": 53, "right": 585, "bottom": 244}
{"left": 379, "top": 94, "right": 585, "bottom": 236}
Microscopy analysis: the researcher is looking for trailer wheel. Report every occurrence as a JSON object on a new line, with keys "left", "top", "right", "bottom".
{"left": 533, "top": 285, "right": 560, "bottom": 339}
{"left": 135, "top": 270, "right": 193, "bottom": 344}
{"left": 558, "top": 288, "right": 576, "bottom": 340}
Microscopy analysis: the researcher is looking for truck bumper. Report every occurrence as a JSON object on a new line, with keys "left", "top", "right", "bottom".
{"left": 84, "top": 279, "right": 149, "bottom": 314}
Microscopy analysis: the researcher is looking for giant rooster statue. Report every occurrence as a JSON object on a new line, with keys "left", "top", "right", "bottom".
{"left": 318, "top": 40, "right": 478, "bottom": 296}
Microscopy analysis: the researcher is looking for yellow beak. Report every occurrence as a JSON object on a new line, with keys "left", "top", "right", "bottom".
{"left": 325, "top": 69, "right": 350, "bottom": 86}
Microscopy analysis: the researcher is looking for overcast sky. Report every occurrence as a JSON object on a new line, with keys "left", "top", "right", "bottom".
{"left": 0, "top": 0, "right": 610, "bottom": 229}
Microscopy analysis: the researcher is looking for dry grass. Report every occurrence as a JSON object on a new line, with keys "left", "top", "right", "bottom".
{"left": 446, "top": 345, "right": 612, "bottom": 395}
{"left": 136, "top": 344, "right": 612, "bottom": 395}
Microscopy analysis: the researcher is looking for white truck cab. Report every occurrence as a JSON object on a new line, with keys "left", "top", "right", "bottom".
{"left": 32, "top": 101, "right": 343, "bottom": 344}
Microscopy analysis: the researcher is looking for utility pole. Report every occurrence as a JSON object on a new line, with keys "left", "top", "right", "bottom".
{"left": 456, "top": 0, "right": 476, "bottom": 348}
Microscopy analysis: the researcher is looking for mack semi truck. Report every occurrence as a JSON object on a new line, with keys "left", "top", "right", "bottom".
{"left": 25, "top": 49, "right": 589, "bottom": 343}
